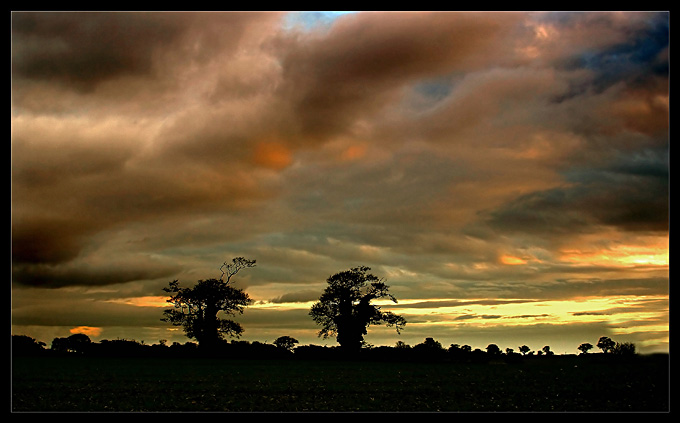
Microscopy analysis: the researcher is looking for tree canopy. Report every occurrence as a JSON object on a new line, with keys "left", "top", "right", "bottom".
{"left": 597, "top": 336, "right": 616, "bottom": 354}
{"left": 309, "top": 266, "right": 407, "bottom": 351}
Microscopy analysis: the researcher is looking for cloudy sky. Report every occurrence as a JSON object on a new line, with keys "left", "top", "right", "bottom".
{"left": 12, "top": 11, "right": 669, "bottom": 354}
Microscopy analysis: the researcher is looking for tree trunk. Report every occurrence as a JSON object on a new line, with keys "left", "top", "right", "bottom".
{"left": 199, "top": 305, "right": 220, "bottom": 351}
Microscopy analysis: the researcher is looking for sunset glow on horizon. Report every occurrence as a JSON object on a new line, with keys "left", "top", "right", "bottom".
{"left": 12, "top": 11, "right": 668, "bottom": 355}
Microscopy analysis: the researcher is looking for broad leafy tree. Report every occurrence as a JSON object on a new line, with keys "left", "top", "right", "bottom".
{"left": 309, "top": 266, "right": 406, "bottom": 351}
{"left": 486, "top": 343, "right": 501, "bottom": 355}
{"left": 51, "top": 333, "right": 92, "bottom": 354}
{"left": 578, "top": 342, "right": 593, "bottom": 354}
{"left": 162, "top": 257, "right": 255, "bottom": 350}
{"left": 597, "top": 336, "right": 616, "bottom": 354}
{"left": 273, "top": 336, "right": 299, "bottom": 352}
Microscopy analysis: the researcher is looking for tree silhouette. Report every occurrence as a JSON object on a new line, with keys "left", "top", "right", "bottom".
{"left": 597, "top": 336, "right": 616, "bottom": 354}
{"left": 578, "top": 343, "right": 593, "bottom": 354}
{"left": 413, "top": 337, "right": 444, "bottom": 353}
{"left": 486, "top": 344, "right": 501, "bottom": 355}
{"left": 12, "top": 335, "right": 46, "bottom": 356}
{"left": 51, "top": 333, "right": 92, "bottom": 354}
{"left": 519, "top": 345, "right": 531, "bottom": 355}
{"left": 309, "top": 266, "right": 406, "bottom": 352}
{"left": 395, "top": 340, "right": 410, "bottom": 349}
{"left": 273, "top": 336, "right": 299, "bottom": 352}
{"left": 162, "top": 257, "right": 255, "bottom": 351}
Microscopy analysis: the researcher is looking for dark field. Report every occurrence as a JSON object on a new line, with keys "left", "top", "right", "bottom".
{"left": 12, "top": 354, "right": 669, "bottom": 412}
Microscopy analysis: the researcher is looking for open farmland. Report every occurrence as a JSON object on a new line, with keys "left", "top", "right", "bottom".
{"left": 12, "top": 354, "right": 669, "bottom": 412}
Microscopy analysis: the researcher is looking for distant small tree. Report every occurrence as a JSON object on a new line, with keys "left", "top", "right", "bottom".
{"left": 395, "top": 340, "right": 410, "bottom": 349}
{"left": 51, "top": 333, "right": 92, "bottom": 354}
{"left": 597, "top": 336, "right": 616, "bottom": 354}
{"left": 273, "top": 336, "right": 299, "bottom": 352}
{"left": 415, "top": 337, "right": 443, "bottom": 350}
{"left": 519, "top": 345, "right": 531, "bottom": 355}
{"left": 578, "top": 343, "right": 593, "bottom": 354}
{"left": 449, "top": 343, "right": 468, "bottom": 358}
{"left": 413, "top": 337, "right": 446, "bottom": 360}
{"left": 486, "top": 344, "right": 501, "bottom": 355}
{"left": 542, "top": 345, "right": 554, "bottom": 356}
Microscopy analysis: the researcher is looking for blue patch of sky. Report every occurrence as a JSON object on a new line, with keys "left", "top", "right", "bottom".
{"left": 407, "top": 74, "right": 459, "bottom": 112}
{"left": 574, "top": 14, "right": 667, "bottom": 91}
{"left": 551, "top": 13, "right": 668, "bottom": 103}
{"left": 583, "top": 22, "right": 668, "bottom": 79}
{"left": 281, "top": 11, "right": 357, "bottom": 32}
{"left": 415, "top": 77, "right": 454, "bottom": 102}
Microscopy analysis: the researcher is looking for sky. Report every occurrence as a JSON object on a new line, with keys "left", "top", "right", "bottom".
{"left": 11, "top": 11, "right": 669, "bottom": 355}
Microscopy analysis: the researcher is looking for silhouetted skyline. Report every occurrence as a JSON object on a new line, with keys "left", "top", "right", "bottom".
{"left": 11, "top": 11, "right": 668, "bottom": 355}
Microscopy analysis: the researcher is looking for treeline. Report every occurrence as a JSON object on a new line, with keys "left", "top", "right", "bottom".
{"left": 12, "top": 334, "right": 639, "bottom": 363}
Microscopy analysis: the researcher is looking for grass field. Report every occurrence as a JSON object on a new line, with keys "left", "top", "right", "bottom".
{"left": 12, "top": 354, "right": 669, "bottom": 412}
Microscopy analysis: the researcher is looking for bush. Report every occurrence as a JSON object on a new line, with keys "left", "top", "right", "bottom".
{"left": 612, "top": 342, "right": 636, "bottom": 356}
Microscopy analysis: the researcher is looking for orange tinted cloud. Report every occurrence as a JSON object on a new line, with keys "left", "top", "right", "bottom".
{"left": 341, "top": 144, "right": 367, "bottom": 161}
{"left": 559, "top": 244, "right": 669, "bottom": 267}
{"left": 253, "top": 141, "right": 293, "bottom": 170}
{"left": 500, "top": 255, "right": 528, "bottom": 265}
{"left": 69, "top": 326, "right": 102, "bottom": 337}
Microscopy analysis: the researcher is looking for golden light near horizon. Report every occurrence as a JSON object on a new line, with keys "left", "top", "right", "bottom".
{"left": 388, "top": 295, "right": 668, "bottom": 335}
{"left": 103, "top": 296, "right": 170, "bottom": 308}
{"left": 559, "top": 241, "right": 669, "bottom": 268}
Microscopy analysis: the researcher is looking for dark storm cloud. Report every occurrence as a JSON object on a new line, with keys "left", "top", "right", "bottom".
{"left": 276, "top": 11, "right": 525, "bottom": 141}
{"left": 11, "top": 215, "right": 100, "bottom": 265}
{"left": 12, "top": 12, "right": 183, "bottom": 90}
{"left": 562, "top": 12, "right": 669, "bottom": 91}
{"left": 11, "top": 12, "right": 273, "bottom": 93}
{"left": 11, "top": 13, "right": 285, "bottom": 285}
{"left": 12, "top": 258, "right": 181, "bottom": 288}
{"left": 483, "top": 146, "right": 668, "bottom": 236}
{"left": 12, "top": 295, "right": 165, "bottom": 328}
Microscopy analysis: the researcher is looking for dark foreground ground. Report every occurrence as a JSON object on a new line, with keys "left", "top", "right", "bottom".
{"left": 12, "top": 354, "right": 669, "bottom": 412}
